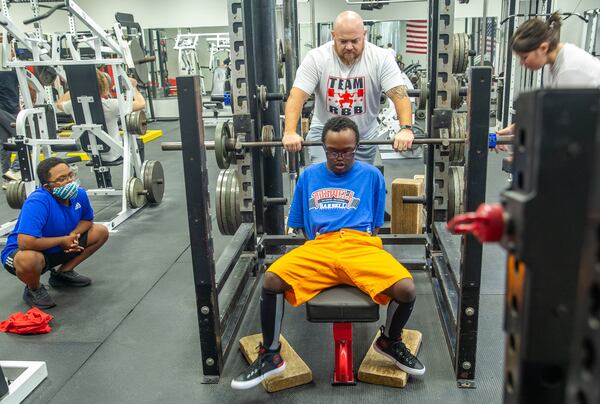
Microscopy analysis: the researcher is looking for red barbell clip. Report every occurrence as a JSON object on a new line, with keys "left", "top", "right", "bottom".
{"left": 447, "top": 203, "right": 505, "bottom": 242}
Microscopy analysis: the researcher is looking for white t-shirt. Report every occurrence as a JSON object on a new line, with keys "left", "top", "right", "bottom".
{"left": 293, "top": 40, "right": 404, "bottom": 140}
{"left": 543, "top": 43, "right": 600, "bottom": 88}
{"left": 63, "top": 98, "right": 122, "bottom": 162}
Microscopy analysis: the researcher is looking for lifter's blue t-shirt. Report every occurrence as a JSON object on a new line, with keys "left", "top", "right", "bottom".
{"left": 1, "top": 187, "right": 94, "bottom": 264}
{"left": 288, "top": 161, "right": 386, "bottom": 240}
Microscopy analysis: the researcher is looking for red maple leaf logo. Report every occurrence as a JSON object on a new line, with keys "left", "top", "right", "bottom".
{"left": 338, "top": 91, "right": 354, "bottom": 108}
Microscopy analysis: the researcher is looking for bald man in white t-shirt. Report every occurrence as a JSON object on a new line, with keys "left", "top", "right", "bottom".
{"left": 283, "top": 11, "right": 414, "bottom": 164}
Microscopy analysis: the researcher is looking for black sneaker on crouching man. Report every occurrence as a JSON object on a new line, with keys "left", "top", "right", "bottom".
{"left": 230, "top": 344, "right": 286, "bottom": 390}
{"left": 49, "top": 269, "right": 91, "bottom": 287}
{"left": 22, "top": 285, "right": 56, "bottom": 309}
{"left": 374, "top": 326, "right": 426, "bottom": 376}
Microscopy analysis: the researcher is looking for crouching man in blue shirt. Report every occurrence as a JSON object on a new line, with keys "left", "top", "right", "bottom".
{"left": 1, "top": 157, "right": 109, "bottom": 309}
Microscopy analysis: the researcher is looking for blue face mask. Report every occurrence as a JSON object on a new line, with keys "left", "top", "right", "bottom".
{"left": 51, "top": 181, "right": 79, "bottom": 200}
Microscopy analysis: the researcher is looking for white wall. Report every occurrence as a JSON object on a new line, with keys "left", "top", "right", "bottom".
{"left": 5, "top": 0, "right": 585, "bottom": 58}
{"left": 3, "top": 0, "right": 503, "bottom": 33}
{"left": 296, "top": 0, "right": 502, "bottom": 24}
{"left": 3, "top": 0, "right": 230, "bottom": 32}
{"left": 553, "top": 0, "right": 599, "bottom": 46}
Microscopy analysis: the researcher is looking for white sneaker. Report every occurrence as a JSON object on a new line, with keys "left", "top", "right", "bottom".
{"left": 3, "top": 170, "right": 21, "bottom": 182}
{"left": 1, "top": 180, "right": 7, "bottom": 190}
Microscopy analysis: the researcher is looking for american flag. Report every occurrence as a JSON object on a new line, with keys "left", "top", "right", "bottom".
{"left": 405, "top": 19, "right": 428, "bottom": 55}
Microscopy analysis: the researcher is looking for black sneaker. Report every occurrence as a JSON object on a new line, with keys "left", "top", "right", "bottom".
{"left": 49, "top": 269, "right": 91, "bottom": 287}
{"left": 374, "top": 327, "right": 426, "bottom": 376}
{"left": 23, "top": 285, "right": 56, "bottom": 309}
{"left": 230, "top": 344, "right": 286, "bottom": 390}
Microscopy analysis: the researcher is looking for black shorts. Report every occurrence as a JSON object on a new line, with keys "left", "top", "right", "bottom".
{"left": 3, "top": 231, "right": 88, "bottom": 276}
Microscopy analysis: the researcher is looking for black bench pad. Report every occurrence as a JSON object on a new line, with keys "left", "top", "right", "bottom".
{"left": 306, "top": 285, "right": 379, "bottom": 323}
{"left": 50, "top": 144, "right": 81, "bottom": 152}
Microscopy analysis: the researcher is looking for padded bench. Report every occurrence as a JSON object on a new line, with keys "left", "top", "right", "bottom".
{"left": 306, "top": 285, "right": 379, "bottom": 385}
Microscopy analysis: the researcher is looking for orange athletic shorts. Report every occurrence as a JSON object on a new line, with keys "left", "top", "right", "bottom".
{"left": 267, "top": 229, "right": 412, "bottom": 307}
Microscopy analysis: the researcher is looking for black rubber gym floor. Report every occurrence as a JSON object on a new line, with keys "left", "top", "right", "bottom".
{"left": 0, "top": 121, "right": 509, "bottom": 403}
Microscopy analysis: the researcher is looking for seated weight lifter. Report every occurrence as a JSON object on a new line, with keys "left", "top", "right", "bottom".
{"left": 231, "top": 116, "right": 425, "bottom": 390}
{"left": 0, "top": 157, "right": 109, "bottom": 309}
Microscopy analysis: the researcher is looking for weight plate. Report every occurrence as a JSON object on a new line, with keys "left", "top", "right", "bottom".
{"left": 417, "top": 76, "right": 427, "bottom": 110}
{"left": 215, "top": 168, "right": 242, "bottom": 235}
{"left": 6, "top": 181, "right": 16, "bottom": 209}
{"left": 225, "top": 122, "right": 236, "bottom": 166}
{"left": 141, "top": 160, "right": 164, "bottom": 204}
{"left": 137, "top": 110, "right": 148, "bottom": 135}
{"left": 457, "top": 33, "right": 464, "bottom": 74}
{"left": 452, "top": 34, "right": 459, "bottom": 74}
{"left": 448, "top": 167, "right": 457, "bottom": 219}
{"left": 261, "top": 125, "right": 275, "bottom": 157}
{"left": 130, "top": 40, "right": 149, "bottom": 85}
{"left": 459, "top": 33, "right": 470, "bottom": 74}
{"left": 258, "top": 85, "right": 268, "bottom": 111}
{"left": 225, "top": 168, "right": 236, "bottom": 235}
{"left": 216, "top": 169, "right": 227, "bottom": 234}
{"left": 457, "top": 166, "right": 464, "bottom": 215}
{"left": 126, "top": 177, "right": 146, "bottom": 208}
{"left": 448, "top": 166, "right": 465, "bottom": 219}
{"left": 233, "top": 172, "right": 242, "bottom": 229}
{"left": 449, "top": 113, "right": 466, "bottom": 164}
{"left": 457, "top": 33, "right": 467, "bottom": 74}
{"left": 456, "top": 113, "right": 464, "bottom": 163}
{"left": 215, "top": 121, "right": 230, "bottom": 169}
{"left": 452, "top": 33, "right": 469, "bottom": 74}
{"left": 222, "top": 169, "right": 231, "bottom": 235}
{"left": 215, "top": 121, "right": 235, "bottom": 169}
{"left": 6, "top": 180, "right": 26, "bottom": 209}
{"left": 450, "top": 76, "right": 464, "bottom": 110}
{"left": 278, "top": 39, "right": 285, "bottom": 79}
{"left": 126, "top": 110, "right": 148, "bottom": 135}
{"left": 229, "top": 170, "right": 241, "bottom": 233}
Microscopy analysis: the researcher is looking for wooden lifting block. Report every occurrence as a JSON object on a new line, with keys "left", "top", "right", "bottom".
{"left": 358, "top": 329, "right": 423, "bottom": 388}
{"left": 413, "top": 175, "right": 425, "bottom": 231}
{"left": 391, "top": 178, "right": 424, "bottom": 234}
{"left": 239, "top": 334, "right": 312, "bottom": 392}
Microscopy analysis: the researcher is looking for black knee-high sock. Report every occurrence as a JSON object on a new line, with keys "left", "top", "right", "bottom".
{"left": 261, "top": 287, "right": 284, "bottom": 351}
{"left": 384, "top": 298, "right": 415, "bottom": 340}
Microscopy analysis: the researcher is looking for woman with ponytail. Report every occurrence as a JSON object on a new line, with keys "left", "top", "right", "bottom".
{"left": 496, "top": 11, "right": 600, "bottom": 146}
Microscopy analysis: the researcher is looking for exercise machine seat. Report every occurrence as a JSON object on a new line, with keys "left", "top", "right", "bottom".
{"left": 306, "top": 285, "right": 379, "bottom": 323}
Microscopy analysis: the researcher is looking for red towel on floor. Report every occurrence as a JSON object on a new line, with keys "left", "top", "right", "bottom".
{"left": 0, "top": 308, "right": 54, "bottom": 334}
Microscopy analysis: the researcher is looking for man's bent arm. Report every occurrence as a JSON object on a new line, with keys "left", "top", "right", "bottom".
{"left": 69, "top": 220, "right": 93, "bottom": 237}
{"left": 18, "top": 234, "right": 66, "bottom": 251}
{"left": 385, "top": 85, "right": 412, "bottom": 126}
{"left": 55, "top": 91, "right": 71, "bottom": 112}
{"left": 283, "top": 87, "right": 310, "bottom": 136}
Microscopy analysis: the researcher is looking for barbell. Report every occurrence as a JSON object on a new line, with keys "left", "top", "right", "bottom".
{"left": 161, "top": 137, "right": 489, "bottom": 151}
{"left": 161, "top": 130, "right": 512, "bottom": 153}
{"left": 212, "top": 84, "right": 469, "bottom": 112}
{"left": 163, "top": 120, "right": 512, "bottom": 169}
